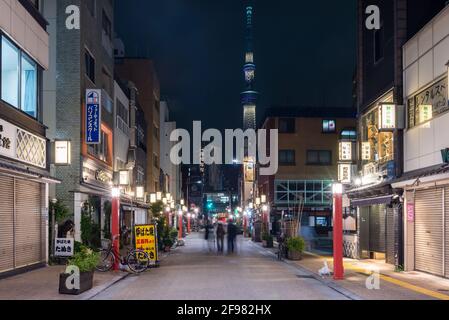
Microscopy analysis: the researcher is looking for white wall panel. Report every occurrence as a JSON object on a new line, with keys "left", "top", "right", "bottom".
{"left": 434, "top": 9, "right": 449, "bottom": 44}
{"left": 418, "top": 51, "right": 434, "bottom": 88}
{"left": 405, "top": 62, "right": 419, "bottom": 96}
{"left": 418, "top": 26, "right": 433, "bottom": 56}
{"left": 433, "top": 37, "right": 449, "bottom": 78}
{"left": 404, "top": 38, "right": 418, "bottom": 68}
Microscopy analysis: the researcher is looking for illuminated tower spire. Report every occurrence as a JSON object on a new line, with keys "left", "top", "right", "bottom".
{"left": 242, "top": 1, "right": 258, "bottom": 130}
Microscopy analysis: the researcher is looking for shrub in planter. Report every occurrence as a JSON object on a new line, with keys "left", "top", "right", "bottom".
{"left": 59, "top": 245, "right": 99, "bottom": 295}
{"left": 287, "top": 237, "right": 305, "bottom": 261}
{"left": 262, "top": 232, "right": 274, "bottom": 248}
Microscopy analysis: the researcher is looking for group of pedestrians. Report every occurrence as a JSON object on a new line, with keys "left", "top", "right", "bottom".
{"left": 204, "top": 220, "right": 238, "bottom": 254}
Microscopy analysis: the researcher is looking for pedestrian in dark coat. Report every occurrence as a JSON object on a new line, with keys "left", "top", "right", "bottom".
{"left": 216, "top": 223, "right": 226, "bottom": 253}
{"left": 227, "top": 221, "right": 237, "bottom": 253}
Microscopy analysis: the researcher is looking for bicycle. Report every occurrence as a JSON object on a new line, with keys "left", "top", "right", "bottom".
{"left": 96, "top": 236, "right": 150, "bottom": 274}
{"left": 276, "top": 236, "right": 287, "bottom": 261}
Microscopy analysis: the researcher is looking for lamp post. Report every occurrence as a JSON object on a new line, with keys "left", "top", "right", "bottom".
{"left": 111, "top": 187, "right": 121, "bottom": 271}
{"left": 178, "top": 209, "right": 183, "bottom": 239}
{"left": 50, "top": 198, "right": 58, "bottom": 259}
{"left": 187, "top": 213, "right": 191, "bottom": 234}
{"left": 332, "top": 183, "right": 344, "bottom": 280}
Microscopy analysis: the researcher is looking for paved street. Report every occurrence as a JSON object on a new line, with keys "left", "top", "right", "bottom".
{"left": 92, "top": 233, "right": 351, "bottom": 300}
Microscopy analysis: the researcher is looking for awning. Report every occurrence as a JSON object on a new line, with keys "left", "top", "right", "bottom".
{"left": 0, "top": 161, "right": 60, "bottom": 184}
{"left": 351, "top": 194, "right": 393, "bottom": 207}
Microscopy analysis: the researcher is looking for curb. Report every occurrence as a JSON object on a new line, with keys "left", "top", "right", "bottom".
{"left": 84, "top": 272, "right": 130, "bottom": 300}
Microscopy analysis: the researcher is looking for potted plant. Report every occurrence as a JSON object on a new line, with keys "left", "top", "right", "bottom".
{"left": 287, "top": 236, "right": 305, "bottom": 261}
{"left": 59, "top": 244, "right": 99, "bottom": 295}
{"left": 262, "top": 232, "right": 274, "bottom": 248}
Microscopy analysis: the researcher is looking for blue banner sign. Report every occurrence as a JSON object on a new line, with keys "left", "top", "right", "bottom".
{"left": 85, "top": 89, "right": 101, "bottom": 144}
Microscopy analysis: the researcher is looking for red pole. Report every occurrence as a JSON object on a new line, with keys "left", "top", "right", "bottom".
{"left": 187, "top": 216, "right": 191, "bottom": 234}
{"left": 333, "top": 190, "right": 344, "bottom": 280}
{"left": 243, "top": 216, "right": 247, "bottom": 237}
{"left": 178, "top": 214, "right": 183, "bottom": 239}
{"left": 111, "top": 195, "right": 120, "bottom": 271}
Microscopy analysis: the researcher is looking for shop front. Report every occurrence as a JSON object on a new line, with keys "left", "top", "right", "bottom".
{"left": 0, "top": 117, "right": 58, "bottom": 276}
{"left": 393, "top": 169, "right": 449, "bottom": 278}
{"left": 343, "top": 89, "right": 404, "bottom": 266}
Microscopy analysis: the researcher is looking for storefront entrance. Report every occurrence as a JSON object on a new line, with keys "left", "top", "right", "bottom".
{"left": 414, "top": 187, "right": 449, "bottom": 278}
{"left": 359, "top": 203, "right": 398, "bottom": 264}
{"left": 0, "top": 175, "right": 45, "bottom": 275}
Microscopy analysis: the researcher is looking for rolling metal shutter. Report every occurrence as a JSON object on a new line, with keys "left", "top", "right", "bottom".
{"left": 386, "top": 206, "right": 395, "bottom": 265}
{"left": 445, "top": 187, "right": 449, "bottom": 278}
{"left": 415, "top": 188, "right": 443, "bottom": 276}
{"left": 0, "top": 176, "right": 14, "bottom": 273}
{"left": 369, "top": 204, "right": 386, "bottom": 253}
{"left": 14, "top": 179, "right": 44, "bottom": 269}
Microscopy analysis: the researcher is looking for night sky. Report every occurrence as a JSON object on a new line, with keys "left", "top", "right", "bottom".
{"left": 114, "top": 0, "right": 356, "bottom": 132}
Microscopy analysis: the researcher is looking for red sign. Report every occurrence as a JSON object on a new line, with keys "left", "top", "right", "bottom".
{"left": 407, "top": 203, "right": 415, "bottom": 222}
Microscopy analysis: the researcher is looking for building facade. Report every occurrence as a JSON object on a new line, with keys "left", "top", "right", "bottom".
{"left": 392, "top": 5, "right": 449, "bottom": 278}
{"left": 160, "top": 100, "right": 181, "bottom": 203}
{"left": 258, "top": 107, "right": 356, "bottom": 249}
{"left": 0, "top": 0, "right": 56, "bottom": 276}
{"left": 115, "top": 58, "right": 161, "bottom": 195}
{"left": 42, "top": 0, "right": 115, "bottom": 244}
{"left": 344, "top": 0, "right": 447, "bottom": 266}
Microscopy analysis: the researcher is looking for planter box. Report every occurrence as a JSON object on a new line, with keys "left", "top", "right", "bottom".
{"left": 59, "top": 271, "right": 94, "bottom": 295}
{"left": 262, "top": 239, "right": 274, "bottom": 248}
{"left": 287, "top": 250, "right": 303, "bottom": 261}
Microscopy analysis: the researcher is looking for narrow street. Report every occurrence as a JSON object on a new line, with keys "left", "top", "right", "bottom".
{"left": 92, "top": 233, "right": 350, "bottom": 300}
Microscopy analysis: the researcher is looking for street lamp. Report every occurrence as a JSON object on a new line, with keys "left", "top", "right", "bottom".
{"left": 332, "top": 182, "right": 344, "bottom": 280}
{"left": 50, "top": 198, "right": 58, "bottom": 259}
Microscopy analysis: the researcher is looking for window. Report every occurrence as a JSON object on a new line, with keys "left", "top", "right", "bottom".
{"left": 21, "top": 54, "right": 37, "bottom": 117}
{"left": 88, "top": 130, "right": 110, "bottom": 163}
{"left": 85, "top": 50, "right": 95, "bottom": 83}
{"left": 275, "top": 180, "right": 333, "bottom": 205}
{"left": 1, "top": 37, "right": 20, "bottom": 107}
{"left": 322, "top": 120, "right": 336, "bottom": 133}
{"left": 307, "top": 150, "right": 332, "bottom": 166}
{"left": 340, "top": 128, "right": 357, "bottom": 140}
{"left": 374, "top": 26, "right": 384, "bottom": 63}
{"left": 1, "top": 36, "right": 38, "bottom": 118}
{"left": 137, "top": 125, "right": 145, "bottom": 148}
{"left": 137, "top": 166, "right": 145, "bottom": 185}
{"left": 279, "top": 150, "right": 296, "bottom": 165}
{"left": 102, "top": 10, "right": 112, "bottom": 41}
{"left": 279, "top": 118, "right": 295, "bottom": 133}
{"left": 116, "top": 99, "right": 129, "bottom": 135}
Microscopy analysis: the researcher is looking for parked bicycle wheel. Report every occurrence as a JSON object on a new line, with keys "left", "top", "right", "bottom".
{"left": 96, "top": 249, "right": 115, "bottom": 272}
{"left": 126, "top": 249, "right": 150, "bottom": 273}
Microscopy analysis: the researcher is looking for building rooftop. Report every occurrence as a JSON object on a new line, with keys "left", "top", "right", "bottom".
{"left": 259, "top": 106, "right": 357, "bottom": 128}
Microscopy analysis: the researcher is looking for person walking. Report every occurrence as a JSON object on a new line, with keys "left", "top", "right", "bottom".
{"left": 227, "top": 220, "right": 237, "bottom": 254}
{"left": 216, "top": 222, "right": 225, "bottom": 253}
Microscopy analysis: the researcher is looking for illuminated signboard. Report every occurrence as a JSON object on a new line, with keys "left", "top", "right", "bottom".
{"left": 339, "top": 142, "right": 352, "bottom": 161}
{"left": 378, "top": 104, "right": 396, "bottom": 130}
{"left": 338, "top": 164, "right": 352, "bottom": 184}
{"left": 362, "top": 142, "right": 371, "bottom": 161}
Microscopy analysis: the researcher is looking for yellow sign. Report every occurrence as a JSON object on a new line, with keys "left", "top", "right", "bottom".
{"left": 135, "top": 224, "right": 158, "bottom": 264}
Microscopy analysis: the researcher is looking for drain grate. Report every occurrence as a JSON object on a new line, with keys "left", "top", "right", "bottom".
{"left": 438, "top": 289, "right": 449, "bottom": 292}
{"left": 296, "top": 275, "right": 316, "bottom": 279}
